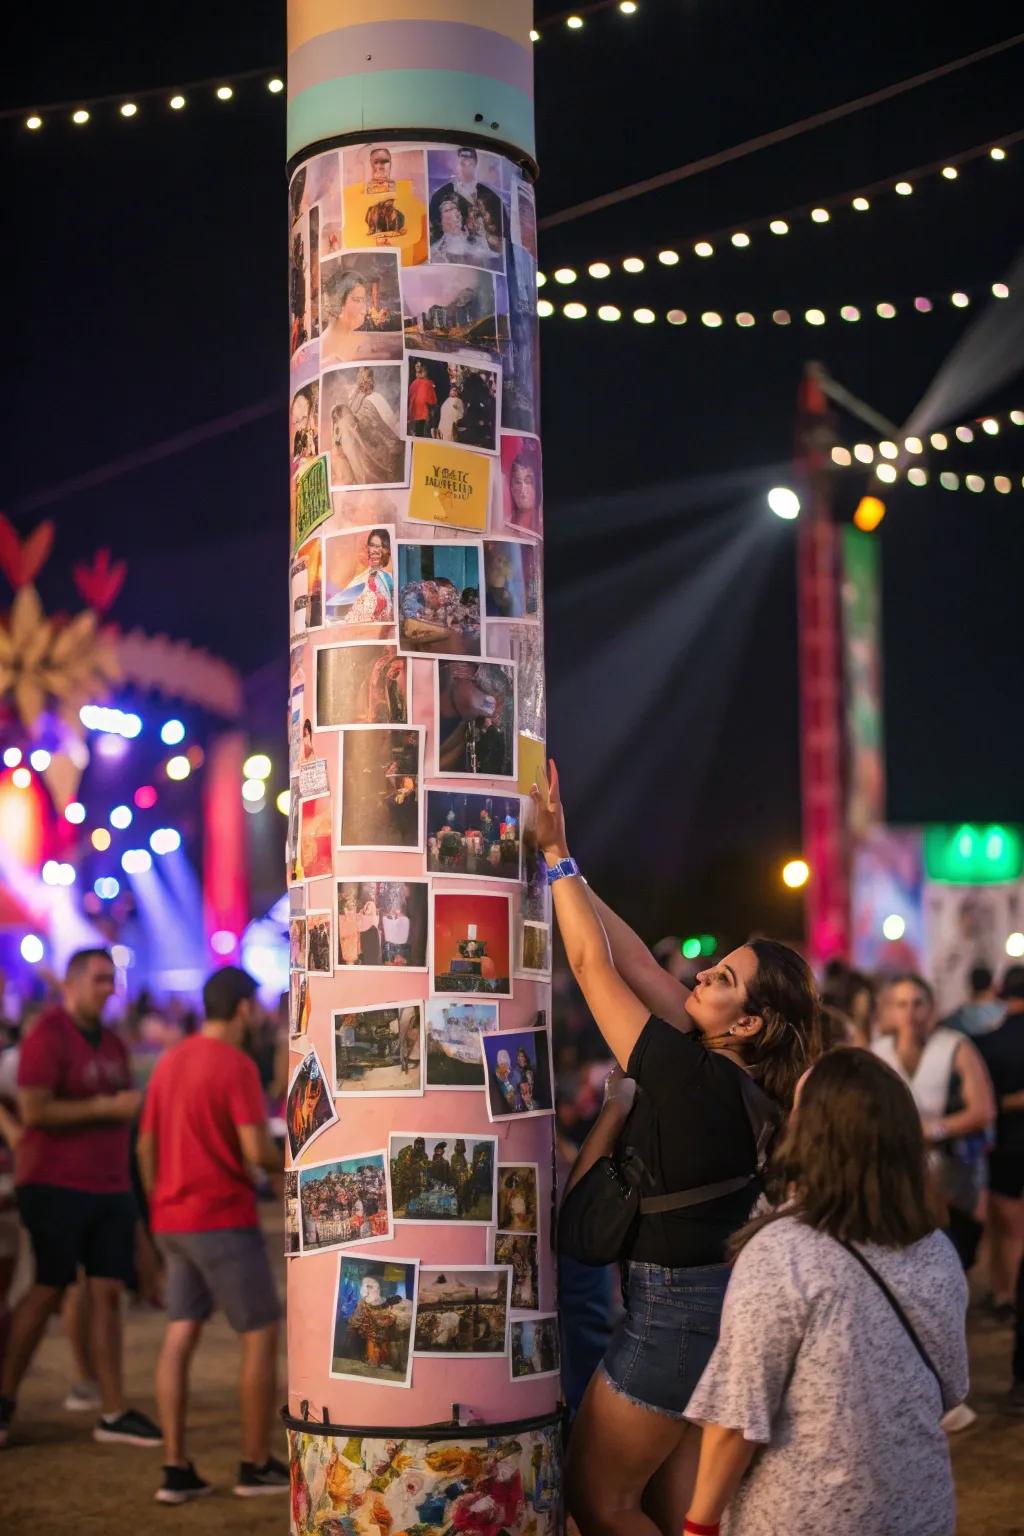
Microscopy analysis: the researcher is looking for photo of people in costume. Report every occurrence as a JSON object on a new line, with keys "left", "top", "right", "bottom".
{"left": 329, "top": 1254, "right": 418, "bottom": 1387}
{"left": 306, "top": 909, "right": 333, "bottom": 975}
{"left": 413, "top": 1267, "right": 510, "bottom": 1357}
{"left": 335, "top": 879, "right": 429, "bottom": 970}
{"left": 431, "top": 890, "right": 512, "bottom": 998}
{"left": 497, "top": 1163, "right": 539, "bottom": 1233}
{"left": 423, "top": 1001, "right": 499, "bottom": 1089}
{"left": 314, "top": 642, "right": 408, "bottom": 729}
{"left": 333, "top": 1002, "right": 424, "bottom": 1096}
{"left": 323, "top": 526, "right": 395, "bottom": 637}
{"left": 500, "top": 433, "right": 543, "bottom": 537}
{"left": 320, "top": 250, "right": 402, "bottom": 365}
{"left": 285, "top": 1047, "right": 338, "bottom": 1162}
{"left": 397, "top": 541, "right": 482, "bottom": 658}
{"left": 297, "top": 1151, "right": 391, "bottom": 1252}
{"left": 321, "top": 363, "right": 407, "bottom": 489}
{"left": 427, "top": 145, "right": 507, "bottom": 267}
{"left": 493, "top": 1231, "right": 539, "bottom": 1312}
{"left": 290, "top": 534, "right": 324, "bottom": 635}
{"left": 289, "top": 969, "right": 310, "bottom": 1039}
{"left": 389, "top": 1132, "right": 496, "bottom": 1224}
{"left": 341, "top": 143, "right": 428, "bottom": 264}
{"left": 284, "top": 1171, "right": 301, "bottom": 1256}
{"left": 426, "top": 790, "right": 522, "bottom": 881}
{"left": 435, "top": 659, "right": 517, "bottom": 778}
{"left": 482, "top": 1024, "right": 555, "bottom": 1122}
{"left": 338, "top": 726, "right": 423, "bottom": 852}
{"left": 405, "top": 352, "right": 499, "bottom": 453}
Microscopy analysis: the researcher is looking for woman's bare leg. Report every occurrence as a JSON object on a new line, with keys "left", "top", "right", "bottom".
{"left": 641, "top": 1424, "right": 703, "bottom": 1535}
{"left": 566, "top": 1370, "right": 688, "bottom": 1536}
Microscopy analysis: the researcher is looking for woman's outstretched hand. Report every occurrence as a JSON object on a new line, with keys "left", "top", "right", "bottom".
{"left": 530, "top": 758, "right": 569, "bottom": 865}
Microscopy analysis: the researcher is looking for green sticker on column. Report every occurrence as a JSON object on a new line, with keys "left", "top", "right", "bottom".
{"left": 294, "top": 454, "right": 332, "bottom": 550}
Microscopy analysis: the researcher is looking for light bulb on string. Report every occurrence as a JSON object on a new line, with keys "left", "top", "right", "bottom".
{"left": 588, "top": 261, "right": 610, "bottom": 279}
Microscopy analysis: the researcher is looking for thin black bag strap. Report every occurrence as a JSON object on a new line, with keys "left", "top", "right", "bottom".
{"left": 639, "top": 1175, "right": 754, "bottom": 1215}
{"left": 836, "top": 1238, "right": 942, "bottom": 1389}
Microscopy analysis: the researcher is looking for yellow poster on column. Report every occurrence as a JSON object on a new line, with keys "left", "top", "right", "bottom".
{"left": 342, "top": 145, "right": 428, "bottom": 266}
{"left": 408, "top": 440, "right": 491, "bottom": 531}
{"left": 517, "top": 732, "right": 547, "bottom": 796}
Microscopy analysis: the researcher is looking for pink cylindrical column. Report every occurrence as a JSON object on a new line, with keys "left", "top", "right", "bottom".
{"left": 285, "top": 4, "right": 559, "bottom": 1526}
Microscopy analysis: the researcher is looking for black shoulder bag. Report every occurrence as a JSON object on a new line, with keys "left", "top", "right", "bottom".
{"left": 557, "top": 1071, "right": 781, "bottom": 1268}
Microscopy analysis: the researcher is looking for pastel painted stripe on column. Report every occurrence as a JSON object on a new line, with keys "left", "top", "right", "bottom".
{"left": 288, "top": 20, "right": 533, "bottom": 101}
{"left": 287, "top": 69, "right": 535, "bottom": 162}
{"left": 288, "top": 0, "right": 530, "bottom": 51}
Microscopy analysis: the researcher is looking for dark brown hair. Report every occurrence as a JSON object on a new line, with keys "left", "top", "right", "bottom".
{"left": 734, "top": 1048, "right": 943, "bottom": 1254}
{"left": 741, "top": 938, "right": 822, "bottom": 1109}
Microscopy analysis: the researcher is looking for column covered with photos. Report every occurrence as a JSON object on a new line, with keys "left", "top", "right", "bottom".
{"left": 284, "top": 3, "right": 560, "bottom": 1528}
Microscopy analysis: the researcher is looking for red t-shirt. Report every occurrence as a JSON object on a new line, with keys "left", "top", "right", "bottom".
{"left": 16, "top": 1008, "right": 133, "bottom": 1193}
{"left": 140, "top": 1034, "right": 267, "bottom": 1233}
{"left": 408, "top": 376, "right": 438, "bottom": 421}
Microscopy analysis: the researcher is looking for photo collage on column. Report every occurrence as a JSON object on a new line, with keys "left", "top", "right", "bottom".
{"left": 286, "top": 139, "right": 555, "bottom": 1390}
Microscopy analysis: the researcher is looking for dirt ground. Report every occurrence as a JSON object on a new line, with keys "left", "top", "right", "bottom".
{"left": 2, "top": 1212, "right": 1023, "bottom": 1534}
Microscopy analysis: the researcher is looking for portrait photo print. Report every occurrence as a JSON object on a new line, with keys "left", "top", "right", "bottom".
{"left": 493, "top": 1231, "right": 539, "bottom": 1312}
{"left": 320, "top": 250, "right": 403, "bottom": 367}
{"left": 481, "top": 1025, "right": 555, "bottom": 1121}
{"left": 330, "top": 1253, "right": 418, "bottom": 1388}
{"left": 285, "top": 1046, "right": 338, "bottom": 1162}
{"left": 510, "top": 1314, "right": 560, "bottom": 1381}
{"left": 321, "top": 363, "right": 407, "bottom": 490}
{"left": 497, "top": 1164, "right": 539, "bottom": 1233}
{"left": 314, "top": 642, "right": 408, "bottom": 729}
{"left": 405, "top": 352, "right": 500, "bottom": 455}
{"left": 397, "top": 540, "right": 482, "bottom": 658}
{"left": 335, "top": 879, "right": 429, "bottom": 970}
{"left": 323, "top": 525, "right": 396, "bottom": 637}
{"left": 338, "top": 726, "right": 424, "bottom": 852}
{"left": 435, "top": 659, "right": 517, "bottom": 779}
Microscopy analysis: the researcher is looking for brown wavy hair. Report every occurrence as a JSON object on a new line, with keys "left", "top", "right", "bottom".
{"left": 740, "top": 938, "right": 822, "bottom": 1110}
{"left": 734, "top": 1048, "right": 944, "bottom": 1254}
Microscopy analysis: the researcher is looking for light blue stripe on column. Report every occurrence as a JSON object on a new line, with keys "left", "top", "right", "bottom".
{"left": 288, "top": 20, "right": 533, "bottom": 100}
{"left": 287, "top": 69, "right": 535, "bottom": 163}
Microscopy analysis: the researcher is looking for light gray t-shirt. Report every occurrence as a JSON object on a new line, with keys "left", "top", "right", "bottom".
{"left": 686, "top": 1217, "right": 968, "bottom": 1536}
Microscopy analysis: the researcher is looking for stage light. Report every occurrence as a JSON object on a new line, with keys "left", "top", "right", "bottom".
{"left": 876, "top": 302, "right": 896, "bottom": 319}
{"left": 553, "top": 267, "right": 576, "bottom": 285}
{"left": 769, "top": 219, "right": 789, "bottom": 235}
{"left": 633, "top": 308, "right": 656, "bottom": 324}
{"left": 57, "top": 864, "right": 75, "bottom": 886}
{"left": 782, "top": 859, "right": 810, "bottom": 890}
{"left": 854, "top": 496, "right": 886, "bottom": 532}
{"left": 810, "top": 208, "right": 830, "bottom": 223}
{"left": 995, "top": 476, "right": 1012, "bottom": 494}
{"left": 666, "top": 309, "right": 688, "bottom": 325}
{"left": 771, "top": 310, "right": 792, "bottom": 326}
{"left": 134, "top": 785, "right": 158, "bottom": 809}
{"left": 882, "top": 914, "right": 906, "bottom": 941}
{"left": 588, "top": 261, "right": 611, "bottom": 278}
{"left": 831, "top": 447, "right": 853, "bottom": 466}
{"left": 879, "top": 441, "right": 899, "bottom": 459}
{"left": 939, "top": 472, "right": 960, "bottom": 490}
{"left": 29, "top": 749, "right": 51, "bottom": 771}
{"left": 242, "top": 778, "right": 266, "bottom": 803}
{"left": 26, "top": 115, "right": 42, "bottom": 131}
{"left": 930, "top": 432, "right": 948, "bottom": 450}
{"left": 853, "top": 443, "right": 874, "bottom": 464}
{"left": 535, "top": 271, "right": 547, "bottom": 286}
{"left": 895, "top": 181, "right": 913, "bottom": 196}
{"left": 122, "top": 848, "right": 153, "bottom": 875}
{"left": 111, "top": 945, "right": 134, "bottom": 968}
{"left": 992, "top": 282, "right": 1010, "bottom": 299}
{"left": 840, "top": 306, "right": 861, "bottom": 322}
{"left": 852, "top": 196, "right": 870, "bottom": 211}
{"left": 905, "top": 437, "right": 923, "bottom": 454}
{"left": 597, "top": 305, "right": 622, "bottom": 321}
{"left": 92, "top": 828, "right": 112, "bottom": 851}
{"left": 243, "top": 753, "right": 273, "bottom": 781}
{"left": 990, "top": 146, "right": 1007, "bottom": 161}
{"left": 1007, "top": 932, "right": 1024, "bottom": 958}
{"left": 71, "top": 109, "right": 90, "bottom": 125}
{"left": 622, "top": 256, "right": 645, "bottom": 273}
{"left": 681, "top": 937, "right": 702, "bottom": 960}
{"left": 216, "top": 85, "right": 234, "bottom": 100}
{"left": 693, "top": 241, "right": 714, "bottom": 259}
{"left": 267, "top": 77, "right": 284, "bottom": 93}
{"left": 21, "top": 935, "right": 44, "bottom": 964}
{"left": 966, "top": 474, "right": 985, "bottom": 493}
{"left": 982, "top": 418, "right": 999, "bottom": 435}
{"left": 11, "top": 768, "right": 31, "bottom": 789}
{"left": 42, "top": 861, "right": 60, "bottom": 886}
{"left": 941, "top": 166, "right": 958, "bottom": 180}
{"left": 110, "top": 804, "right": 133, "bottom": 830}
{"left": 170, "top": 94, "right": 186, "bottom": 110}
{"left": 120, "top": 102, "right": 138, "bottom": 118}
{"left": 211, "top": 930, "right": 237, "bottom": 956}
{"left": 955, "top": 425, "right": 974, "bottom": 442}
{"left": 914, "top": 296, "right": 933, "bottom": 313}
{"left": 3, "top": 748, "right": 22, "bottom": 768}
{"left": 731, "top": 232, "right": 751, "bottom": 248}
{"left": 276, "top": 789, "right": 291, "bottom": 816}
{"left": 150, "top": 828, "right": 182, "bottom": 855}
{"left": 875, "top": 465, "right": 897, "bottom": 485}
{"left": 166, "top": 755, "right": 191, "bottom": 781}
{"left": 908, "top": 468, "right": 928, "bottom": 487}
{"left": 951, "top": 291, "right": 970, "bottom": 308}
{"left": 736, "top": 312, "right": 756, "bottom": 328}
{"left": 65, "top": 801, "right": 86, "bottom": 824}
{"left": 1011, "top": 412, "right": 1024, "bottom": 427}
{"left": 563, "top": 302, "right": 587, "bottom": 319}
{"left": 537, "top": 299, "right": 554, "bottom": 317}
{"left": 566, "top": 13, "right": 584, "bottom": 27}
{"left": 767, "top": 487, "right": 800, "bottom": 520}
{"left": 804, "top": 309, "right": 825, "bottom": 326}
{"left": 94, "top": 876, "right": 120, "bottom": 900}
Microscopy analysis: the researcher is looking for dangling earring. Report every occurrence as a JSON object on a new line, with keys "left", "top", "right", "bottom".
{"left": 728, "top": 1025, "right": 738, "bottom": 1035}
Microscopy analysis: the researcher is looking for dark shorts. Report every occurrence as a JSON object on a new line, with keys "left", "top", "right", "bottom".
{"left": 157, "top": 1227, "right": 281, "bottom": 1334}
{"left": 16, "top": 1184, "right": 137, "bottom": 1289}
{"left": 602, "top": 1260, "right": 730, "bottom": 1419}
{"left": 989, "top": 1152, "right": 1024, "bottom": 1200}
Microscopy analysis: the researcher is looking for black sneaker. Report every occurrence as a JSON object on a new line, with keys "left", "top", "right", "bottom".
{"left": 0, "top": 1395, "right": 15, "bottom": 1450}
{"left": 93, "top": 1408, "right": 163, "bottom": 1446}
{"left": 155, "top": 1462, "right": 214, "bottom": 1505}
{"left": 234, "top": 1455, "right": 290, "bottom": 1496}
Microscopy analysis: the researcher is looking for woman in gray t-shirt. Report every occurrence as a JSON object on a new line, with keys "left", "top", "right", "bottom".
{"left": 684, "top": 1049, "right": 969, "bottom": 1536}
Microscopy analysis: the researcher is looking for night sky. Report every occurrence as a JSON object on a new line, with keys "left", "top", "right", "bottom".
{"left": 4, "top": 3, "right": 1022, "bottom": 944}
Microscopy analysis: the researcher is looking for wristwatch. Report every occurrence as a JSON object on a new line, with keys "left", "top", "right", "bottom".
{"left": 546, "top": 856, "right": 584, "bottom": 885}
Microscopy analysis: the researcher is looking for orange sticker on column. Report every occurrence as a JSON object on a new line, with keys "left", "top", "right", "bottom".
{"left": 408, "top": 440, "right": 491, "bottom": 531}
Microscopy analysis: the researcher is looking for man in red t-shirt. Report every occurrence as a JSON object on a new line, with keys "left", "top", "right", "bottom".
{"left": 138, "top": 966, "right": 286, "bottom": 1505}
{"left": 0, "top": 949, "right": 160, "bottom": 1451}
{"left": 407, "top": 358, "right": 438, "bottom": 437}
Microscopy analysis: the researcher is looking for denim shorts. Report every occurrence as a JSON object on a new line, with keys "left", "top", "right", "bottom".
{"left": 601, "top": 1260, "right": 730, "bottom": 1418}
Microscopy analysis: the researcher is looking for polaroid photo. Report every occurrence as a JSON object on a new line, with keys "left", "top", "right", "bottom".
{"left": 481, "top": 1024, "right": 555, "bottom": 1122}
{"left": 396, "top": 539, "right": 483, "bottom": 659}
{"left": 499, "top": 433, "right": 542, "bottom": 539}
{"left": 426, "top": 789, "right": 522, "bottom": 883}
{"left": 497, "top": 1163, "right": 539, "bottom": 1234}
{"left": 404, "top": 351, "right": 501, "bottom": 456}
{"left": 510, "top": 1314, "right": 560, "bottom": 1381}
{"left": 431, "top": 889, "right": 513, "bottom": 1000}
{"left": 320, "top": 363, "right": 409, "bottom": 491}
{"left": 413, "top": 1266, "right": 511, "bottom": 1358}
{"left": 306, "top": 909, "right": 333, "bottom": 976}
{"left": 401, "top": 265, "right": 501, "bottom": 359}
{"left": 322, "top": 524, "right": 397, "bottom": 638}
{"left": 334, "top": 878, "right": 430, "bottom": 971}
{"left": 337, "top": 725, "right": 424, "bottom": 853}
{"left": 434, "top": 658, "right": 518, "bottom": 780}
{"left": 330, "top": 1252, "right": 419, "bottom": 1388}
{"left": 424, "top": 1000, "right": 500, "bottom": 1090}
{"left": 320, "top": 250, "right": 403, "bottom": 367}
{"left": 313, "top": 641, "right": 409, "bottom": 731}
{"left": 390, "top": 1131, "right": 497, "bottom": 1226}
{"left": 333, "top": 1001, "right": 425, "bottom": 1097}
{"left": 285, "top": 1046, "right": 337, "bottom": 1163}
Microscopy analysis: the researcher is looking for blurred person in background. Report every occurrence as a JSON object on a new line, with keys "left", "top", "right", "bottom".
{"left": 978, "top": 966, "right": 1024, "bottom": 1370}
{"left": 821, "top": 961, "right": 875, "bottom": 1048}
{"left": 943, "top": 963, "right": 1005, "bottom": 1039}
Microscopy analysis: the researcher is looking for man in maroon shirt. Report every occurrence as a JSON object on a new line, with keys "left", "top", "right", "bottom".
{"left": 138, "top": 966, "right": 286, "bottom": 1504}
{"left": 0, "top": 949, "right": 160, "bottom": 1450}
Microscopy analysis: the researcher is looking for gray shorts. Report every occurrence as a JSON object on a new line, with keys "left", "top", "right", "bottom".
{"left": 157, "top": 1227, "right": 281, "bottom": 1333}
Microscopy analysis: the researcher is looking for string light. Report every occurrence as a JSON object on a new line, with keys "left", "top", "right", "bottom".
{"left": 731, "top": 232, "right": 751, "bottom": 248}
{"left": 633, "top": 307, "right": 656, "bottom": 324}
{"left": 620, "top": 0, "right": 638, "bottom": 12}
{"left": 563, "top": 301, "right": 587, "bottom": 318}
{"left": 701, "top": 312, "right": 723, "bottom": 328}
{"left": 666, "top": 309, "right": 687, "bottom": 326}
{"left": 530, "top": 29, "right": 540, "bottom": 42}
{"left": 930, "top": 432, "right": 948, "bottom": 449}
{"left": 598, "top": 304, "right": 621, "bottom": 321}
{"left": 942, "top": 166, "right": 958, "bottom": 179}
{"left": 951, "top": 291, "right": 970, "bottom": 308}
{"left": 25, "top": 115, "right": 42, "bottom": 131}
{"left": 657, "top": 250, "right": 680, "bottom": 266}
{"left": 907, "top": 467, "right": 928, "bottom": 486}
{"left": 588, "top": 261, "right": 611, "bottom": 278}
{"left": 876, "top": 302, "right": 896, "bottom": 318}
{"left": 537, "top": 298, "right": 554, "bottom": 317}
{"left": 982, "top": 418, "right": 999, "bottom": 435}
{"left": 267, "top": 77, "right": 284, "bottom": 94}
{"left": 894, "top": 180, "right": 913, "bottom": 195}
{"left": 566, "top": 14, "right": 584, "bottom": 27}
{"left": 772, "top": 309, "right": 792, "bottom": 325}
{"left": 694, "top": 241, "right": 714, "bottom": 258}
{"left": 769, "top": 220, "right": 789, "bottom": 235}
{"left": 993, "top": 282, "right": 1010, "bottom": 299}
{"left": 876, "top": 464, "right": 898, "bottom": 484}
{"left": 810, "top": 208, "right": 830, "bottom": 223}
{"left": 841, "top": 305, "right": 861, "bottom": 321}
{"left": 215, "top": 85, "right": 234, "bottom": 100}
{"left": 852, "top": 196, "right": 870, "bottom": 211}
{"left": 736, "top": 312, "right": 756, "bottom": 327}
{"left": 119, "top": 102, "right": 138, "bottom": 118}
{"left": 71, "top": 109, "right": 90, "bottom": 125}
{"left": 169, "top": 94, "right": 186, "bottom": 110}
{"left": 990, "top": 146, "right": 1007, "bottom": 161}
{"left": 622, "top": 256, "right": 645, "bottom": 273}
{"left": 804, "top": 308, "right": 826, "bottom": 326}
{"left": 553, "top": 267, "right": 576, "bottom": 284}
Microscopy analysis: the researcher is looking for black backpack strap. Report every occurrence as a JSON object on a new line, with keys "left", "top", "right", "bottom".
{"left": 836, "top": 1239, "right": 942, "bottom": 1390}
{"left": 639, "top": 1175, "right": 755, "bottom": 1215}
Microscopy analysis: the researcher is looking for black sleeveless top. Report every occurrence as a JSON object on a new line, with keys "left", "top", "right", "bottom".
{"left": 625, "top": 1015, "right": 760, "bottom": 1267}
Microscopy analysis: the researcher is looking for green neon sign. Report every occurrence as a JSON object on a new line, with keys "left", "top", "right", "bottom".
{"left": 923, "top": 823, "right": 1024, "bottom": 884}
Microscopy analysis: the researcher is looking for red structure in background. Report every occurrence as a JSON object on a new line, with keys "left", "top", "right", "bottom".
{"left": 795, "top": 366, "right": 849, "bottom": 965}
{"left": 202, "top": 732, "right": 249, "bottom": 964}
